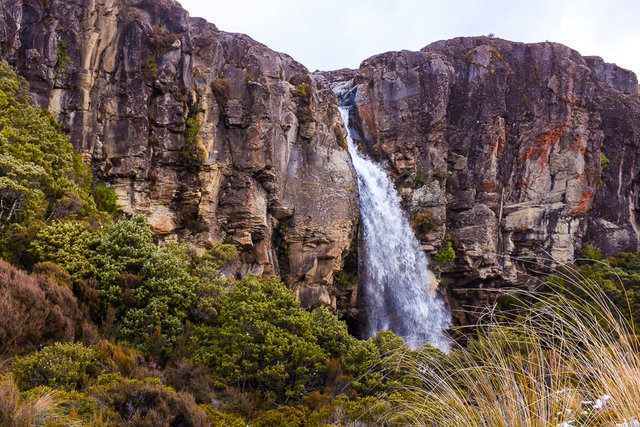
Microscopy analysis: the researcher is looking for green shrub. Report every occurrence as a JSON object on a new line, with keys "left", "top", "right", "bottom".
{"left": 309, "top": 306, "right": 354, "bottom": 358}
{"left": 579, "top": 242, "right": 602, "bottom": 261}
{"left": 120, "top": 243, "right": 199, "bottom": 352}
{"left": 56, "top": 40, "right": 70, "bottom": 70}
{"left": 254, "top": 404, "right": 310, "bottom": 427}
{"left": 601, "top": 152, "right": 610, "bottom": 171}
{"left": 413, "top": 168, "right": 424, "bottom": 188}
{"left": 190, "top": 275, "right": 328, "bottom": 401}
{"left": 91, "top": 182, "right": 121, "bottom": 215}
{"left": 202, "top": 405, "right": 245, "bottom": 427}
{"left": 434, "top": 240, "right": 456, "bottom": 265}
{"left": 30, "top": 221, "right": 100, "bottom": 280}
{"left": 189, "top": 243, "right": 237, "bottom": 283}
{"left": 12, "top": 342, "right": 99, "bottom": 390}
{"left": 96, "top": 225, "right": 198, "bottom": 352}
{"left": 341, "top": 330, "right": 412, "bottom": 397}
{"left": 94, "top": 216, "right": 155, "bottom": 299}
{"left": 297, "top": 83, "right": 310, "bottom": 97}
{"left": 181, "top": 116, "right": 207, "bottom": 170}
{"left": 94, "top": 218, "right": 238, "bottom": 354}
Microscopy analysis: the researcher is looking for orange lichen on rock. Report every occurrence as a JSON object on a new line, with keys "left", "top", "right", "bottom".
{"left": 569, "top": 189, "right": 594, "bottom": 217}
{"left": 479, "top": 181, "right": 498, "bottom": 192}
{"left": 572, "top": 134, "right": 582, "bottom": 152}
{"left": 520, "top": 123, "right": 566, "bottom": 163}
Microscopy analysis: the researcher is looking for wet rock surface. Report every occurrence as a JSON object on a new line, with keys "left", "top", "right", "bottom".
{"left": 324, "top": 37, "right": 640, "bottom": 324}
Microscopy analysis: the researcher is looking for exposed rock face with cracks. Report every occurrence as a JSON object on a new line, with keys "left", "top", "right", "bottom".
{"left": 324, "top": 37, "right": 640, "bottom": 324}
{"left": 0, "top": 0, "right": 360, "bottom": 315}
{"left": 2, "top": 0, "right": 640, "bottom": 328}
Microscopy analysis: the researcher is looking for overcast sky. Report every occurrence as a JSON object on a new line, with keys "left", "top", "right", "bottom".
{"left": 177, "top": 0, "right": 640, "bottom": 78}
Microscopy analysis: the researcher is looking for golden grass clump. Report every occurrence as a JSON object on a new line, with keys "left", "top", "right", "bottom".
{"left": 388, "top": 261, "right": 640, "bottom": 427}
{"left": 0, "top": 374, "right": 59, "bottom": 426}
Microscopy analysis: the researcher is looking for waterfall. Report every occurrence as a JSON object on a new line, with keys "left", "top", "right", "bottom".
{"left": 337, "top": 102, "right": 451, "bottom": 351}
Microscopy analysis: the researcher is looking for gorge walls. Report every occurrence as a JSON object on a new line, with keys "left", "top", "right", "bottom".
{"left": 324, "top": 37, "right": 640, "bottom": 324}
{"left": 2, "top": 0, "right": 640, "bottom": 329}
{"left": 0, "top": 0, "right": 360, "bottom": 315}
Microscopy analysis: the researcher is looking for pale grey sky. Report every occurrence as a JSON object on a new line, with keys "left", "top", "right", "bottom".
{"left": 177, "top": 0, "right": 640, "bottom": 78}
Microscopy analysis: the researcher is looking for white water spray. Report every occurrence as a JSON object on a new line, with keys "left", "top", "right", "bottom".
{"left": 338, "top": 104, "right": 451, "bottom": 351}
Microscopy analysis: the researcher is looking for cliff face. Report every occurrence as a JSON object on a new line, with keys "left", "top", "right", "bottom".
{"left": 3, "top": 0, "right": 640, "bottom": 328}
{"left": 0, "top": 0, "right": 360, "bottom": 313}
{"left": 326, "top": 37, "right": 640, "bottom": 324}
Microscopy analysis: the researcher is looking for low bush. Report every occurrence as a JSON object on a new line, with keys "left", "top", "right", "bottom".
{"left": 434, "top": 240, "right": 455, "bottom": 265}
{"left": 341, "top": 329, "right": 416, "bottom": 397}
{"left": 11, "top": 342, "right": 100, "bottom": 390}
{"left": 91, "top": 182, "right": 121, "bottom": 215}
{"left": 309, "top": 306, "right": 353, "bottom": 358}
{"left": 105, "top": 380, "right": 208, "bottom": 426}
{"left": 0, "top": 260, "right": 79, "bottom": 355}
{"left": 202, "top": 405, "right": 245, "bottom": 427}
{"left": 30, "top": 220, "right": 100, "bottom": 280}
{"left": 190, "top": 275, "right": 328, "bottom": 402}
{"left": 253, "top": 404, "right": 310, "bottom": 427}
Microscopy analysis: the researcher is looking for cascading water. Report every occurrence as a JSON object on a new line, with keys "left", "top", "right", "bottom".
{"left": 337, "top": 98, "right": 451, "bottom": 351}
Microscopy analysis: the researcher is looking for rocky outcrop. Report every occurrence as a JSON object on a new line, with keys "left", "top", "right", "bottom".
{"left": 0, "top": 0, "right": 359, "bottom": 313}
{"left": 3, "top": 0, "right": 640, "bottom": 329}
{"left": 325, "top": 37, "right": 640, "bottom": 324}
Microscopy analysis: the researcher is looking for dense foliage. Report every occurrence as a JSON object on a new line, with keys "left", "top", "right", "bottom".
{"left": 12, "top": 342, "right": 99, "bottom": 390}
{"left": 30, "top": 221, "right": 99, "bottom": 280}
{"left": 191, "top": 275, "right": 328, "bottom": 401}
{"left": 0, "top": 62, "right": 95, "bottom": 265}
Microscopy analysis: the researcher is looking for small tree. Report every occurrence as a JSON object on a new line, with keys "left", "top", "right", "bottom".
{"left": 191, "top": 275, "right": 328, "bottom": 402}
{"left": 30, "top": 221, "right": 100, "bottom": 280}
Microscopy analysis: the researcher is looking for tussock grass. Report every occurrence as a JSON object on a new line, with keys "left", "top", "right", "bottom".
{"left": 0, "top": 374, "right": 59, "bottom": 426}
{"left": 387, "top": 257, "right": 640, "bottom": 426}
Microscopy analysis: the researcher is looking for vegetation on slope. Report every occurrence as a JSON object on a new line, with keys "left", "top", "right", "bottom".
{"left": 3, "top": 60, "right": 640, "bottom": 426}
{"left": 390, "top": 255, "right": 640, "bottom": 426}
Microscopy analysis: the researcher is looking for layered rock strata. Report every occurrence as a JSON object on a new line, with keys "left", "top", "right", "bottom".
{"left": 325, "top": 37, "right": 640, "bottom": 323}
{"left": 3, "top": 0, "right": 640, "bottom": 327}
{"left": 0, "top": 0, "right": 360, "bottom": 313}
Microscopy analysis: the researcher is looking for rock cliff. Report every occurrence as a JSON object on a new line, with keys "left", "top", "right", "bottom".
{"left": 0, "top": 0, "right": 360, "bottom": 313}
{"left": 2, "top": 0, "right": 640, "bottom": 328}
{"left": 325, "top": 37, "right": 640, "bottom": 324}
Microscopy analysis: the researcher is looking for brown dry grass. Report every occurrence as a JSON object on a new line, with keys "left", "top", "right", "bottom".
{"left": 0, "top": 374, "right": 59, "bottom": 426}
{"left": 388, "top": 260, "right": 640, "bottom": 426}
